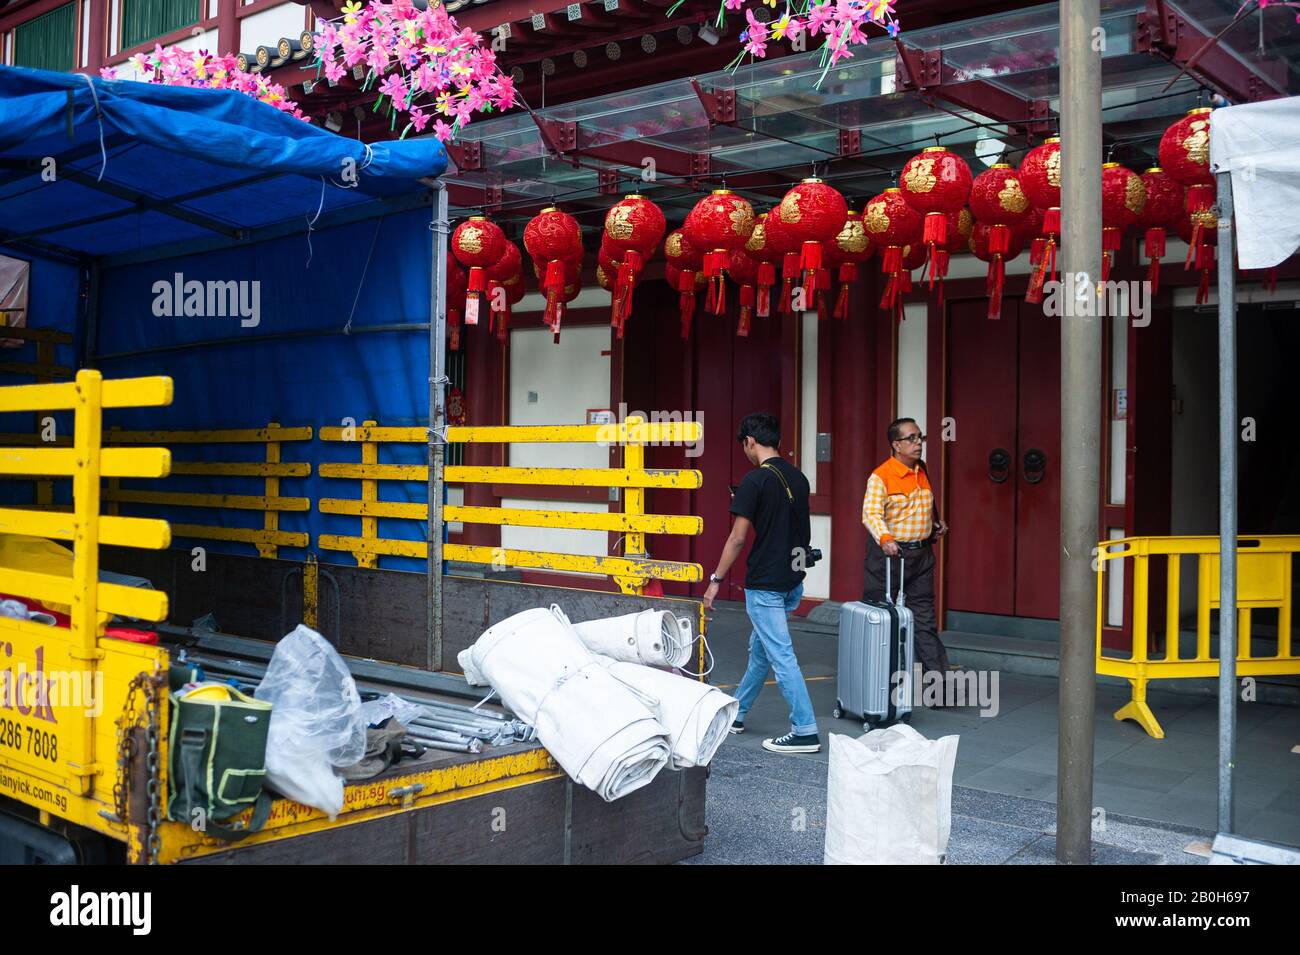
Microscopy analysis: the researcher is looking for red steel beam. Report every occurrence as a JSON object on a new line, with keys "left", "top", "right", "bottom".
{"left": 1135, "top": 0, "right": 1287, "bottom": 103}
{"left": 893, "top": 41, "right": 1055, "bottom": 138}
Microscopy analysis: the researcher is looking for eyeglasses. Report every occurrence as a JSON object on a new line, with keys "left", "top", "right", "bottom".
{"left": 895, "top": 433, "right": 925, "bottom": 444}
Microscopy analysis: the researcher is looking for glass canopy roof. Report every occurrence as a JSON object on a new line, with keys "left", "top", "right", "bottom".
{"left": 445, "top": 0, "right": 1296, "bottom": 229}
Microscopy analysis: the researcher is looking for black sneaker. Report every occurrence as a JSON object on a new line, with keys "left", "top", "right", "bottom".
{"left": 762, "top": 731, "right": 821, "bottom": 754}
{"left": 728, "top": 720, "right": 745, "bottom": 735}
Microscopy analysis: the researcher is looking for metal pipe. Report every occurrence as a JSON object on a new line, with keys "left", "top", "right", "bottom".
{"left": 428, "top": 182, "right": 450, "bottom": 673}
{"left": 1216, "top": 167, "right": 1238, "bottom": 835}
{"left": 405, "top": 734, "right": 480, "bottom": 755}
{"left": 1056, "top": 0, "right": 1103, "bottom": 866}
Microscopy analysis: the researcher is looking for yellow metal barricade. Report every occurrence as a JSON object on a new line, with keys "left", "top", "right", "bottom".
{"left": 0, "top": 370, "right": 172, "bottom": 852}
{"left": 317, "top": 416, "right": 703, "bottom": 593}
{"left": 1095, "top": 535, "right": 1300, "bottom": 738}
{"left": 101, "top": 423, "right": 313, "bottom": 558}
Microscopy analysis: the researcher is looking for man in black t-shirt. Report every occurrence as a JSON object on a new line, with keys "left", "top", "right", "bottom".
{"left": 703, "top": 413, "right": 820, "bottom": 755}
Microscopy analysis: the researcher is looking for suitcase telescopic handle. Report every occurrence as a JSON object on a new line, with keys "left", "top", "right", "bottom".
{"left": 883, "top": 555, "right": 906, "bottom": 606}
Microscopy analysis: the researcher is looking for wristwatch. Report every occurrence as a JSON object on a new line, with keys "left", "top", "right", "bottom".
{"left": 708, "top": 574, "right": 724, "bottom": 585}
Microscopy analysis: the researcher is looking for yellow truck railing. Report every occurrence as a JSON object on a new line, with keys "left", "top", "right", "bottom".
{"left": 0, "top": 370, "right": 172, "bottom": 844}
{"left": 0, "top": 325, "right": 74, "bottom": 507}
{"left": 102, "top": 423, "right": 313, "bottom": 558}
{"left": 317, "top": 416, "right": 704, "bottom": 593}
{"left": 1095, "top": 534, "right": 1300, "bottom": 739}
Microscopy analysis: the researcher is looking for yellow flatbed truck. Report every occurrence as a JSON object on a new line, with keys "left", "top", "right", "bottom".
{"left": 0, "top": 372, "right": 707, "bottom": 865}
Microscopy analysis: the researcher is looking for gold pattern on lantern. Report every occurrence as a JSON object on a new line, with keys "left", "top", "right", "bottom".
{"left": 596, "top": 265, "right": 610, "bottom": 290}
{"left": 459, "top": 225, "right": 482, "bottom": 254}
{"left": 903, "top": 158, "right": 938, "bottom": 194}
{"left": 1046, "top": 150, "right": 1061, "bottom": 188}
{"left": 998, "top": 178, "right": 1029, "bottom": 214}
{"left": 729, "top": 203, "right": 754, "bottom": 237}
{"left": 835, "top": 216, "right": 869, "bottom": 254}
{"left": 1124, "top": 175, "right": 1146, "bottom": 216}
{"left": 665, "top": 233, "right": 682, "bottom": 257}
{"left": 745, "top": 219, "right": 767, "bottom": 253}
{"left": 1184, "top": 120, "right": 1209, "bottom": 167}
{"left": 779, "top": 193, "right": 802, "bottom": 223}
{"left": 606, "top": 205, "right": 635, "bottom": 241}
{"left": 957, "top": 208, "right": 974, "bottom": 239}
{"left": 863, "top": 201, "right": 890, "bottom": 234}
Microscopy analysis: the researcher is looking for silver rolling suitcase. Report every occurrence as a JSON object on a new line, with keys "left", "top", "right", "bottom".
{"left": 833, "top": 557, "right": 915, "bottom": 729}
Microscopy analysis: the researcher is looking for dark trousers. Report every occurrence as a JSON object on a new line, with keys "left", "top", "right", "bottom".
{"left": 863, "top": 536, "right": 949, "bottom": 676}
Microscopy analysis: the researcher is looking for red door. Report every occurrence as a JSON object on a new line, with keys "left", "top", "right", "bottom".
{"left": 945, "top": 298, "right": 1061, "bottom": 620}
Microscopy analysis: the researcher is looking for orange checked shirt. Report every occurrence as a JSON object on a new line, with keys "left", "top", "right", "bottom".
{"left": 862, "top": 455, "right": 935, "bottom": 545}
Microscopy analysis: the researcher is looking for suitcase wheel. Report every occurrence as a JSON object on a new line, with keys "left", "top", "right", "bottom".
{"left": 863, "top": 720, "right": 875, "bottom": 732}
{"left": 832, "top": 703, "right": 843, "bottom": 720}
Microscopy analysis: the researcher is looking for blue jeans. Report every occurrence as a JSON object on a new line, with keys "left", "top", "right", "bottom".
{"left": 735, "top": 584, "right": 818, "bottom": 737}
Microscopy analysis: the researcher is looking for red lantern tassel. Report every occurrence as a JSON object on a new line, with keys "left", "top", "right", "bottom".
{"left": 933, "top": 250, "right": 950, "bottom": 303}
{"left": 1101, "top": 226, "right": 1122, "bottom": 282}
{"left": 780, "top": 252, "right": 800, "bottom": 314}
{"left": 1145, "top": 227, "right": 1165, "bottom": 295}
{"left": 833, "top": 263, "right": 857, "bottom": 320}
{"left": 678, "top": 270, "right": 696, "bottom": 339}
{"left": 1264, "top": 267, "right": 1278, "bottom": 292}
{"left": 465, "top": 266, "right": 486, "bottom": 326}
{"left": 800, "top": 240, "right": 822, "bottom": 295}
{"left": 1042, "top": 206, "right": 1061, "bottom": 238}
{"left": 497, "top": 299, "right": 510, "bottom": 344}
{"left": 1026, "top": 237, "right": 1056, "bottom": 304}
{"left": 487, "top": 281, "right": 502, "bottom": 335}
{"left": 756, "top": 261, "right": 775, "bottom": 317}
{"left": 1195, "top": 244, "right": 1214, "bottom": 305}
{"left": 879, "top": 245, "right": 903, "bottom": 312}
{"left": 923, "top": 211, "right": 947, "bottom": 247}
{"left": 543, "top": 260, "right": 564, "bottom": 337}
{"left": 988, "top": 255, "right": 1005, "bottom": 320}
{"left": 448, "top": 308, "right": 462, "bottom": 351}
{"left": 737, "top": 285, "right": 755, "bottom": 337}
{"left": 1186, "top": 183, "right": 1214, "bottom": 215}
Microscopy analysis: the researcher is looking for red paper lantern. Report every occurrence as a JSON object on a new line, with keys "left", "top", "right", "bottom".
{"left": 596, "top": 265, "right": 613, "bottom": 291}
{"left": 1159, "top": 107, "right": 1213, "bottom": 206}
{"left": 523, "top": 207, "right": 582, "bottom": 337}
{"left": 727, "top": 250, "right": 760, "bottom": 336}
{"left": 451, "top": 215, "right": 507, "bottom": 327}
{"left": 684, "top": 190, "right": 755, "bottom": 315}
{"left": 603, "top": 194, "right": 666, "bottom": 337}
{"left": 665, "top": 228, "right": 705, "bottom": 338}
{"left": 1099, "top": 162, "right": 1145, "bottom": 281}
{"left": 744, "top": 213, "right": 782, "bottom": 318}
{"left": 774, "top": 178, "right": 848, "bottom": 297}
{"left": 1137, "top": 167, "right": 1184, "bottom": 294}
{"left": 969, "top": 163, "right": 1032, "bottom": 302}
{"left": 445, "top": 253, "right": 468, "bottom": 351}
{"left": 969, "top": 221, "right": 1025, "bottom": 321}
{"left": 1018, "top": 137, "right": 1061, "bottom": 302}
{"left": 899, "top": 145, "right": 973, "bottom": 281}
{"left": 864, "top": 187, "right": 923, "bottom": 320}
{"left": 483, "top": 241, "right": 521, "bottom": 341}
{"left": 761, "top": 207, "right": 802, "bottom": 314}
{"left": 824, "top": 209, "right": 872, "bottom": 320}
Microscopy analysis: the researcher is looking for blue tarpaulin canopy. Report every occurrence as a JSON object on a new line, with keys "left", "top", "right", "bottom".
{"left": 0, "top": 64, "right": 447, "bottom": 261}
{"left": 0, "top": 66, "right": 450, "bottom": 570}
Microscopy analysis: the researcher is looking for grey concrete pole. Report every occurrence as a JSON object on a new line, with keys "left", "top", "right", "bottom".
{"left": 428, "top": 184, "right": 449, "bottom": 672}
{"left": 1215, "top": 168, "right": 1237, "bottom": 834}
{"left": 1056, "top": 0, "right": 1103, "bottom": 865}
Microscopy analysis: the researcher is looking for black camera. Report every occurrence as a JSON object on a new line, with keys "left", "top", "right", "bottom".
{"left": 806, "top": 547, "right": 823, "bottom": 568}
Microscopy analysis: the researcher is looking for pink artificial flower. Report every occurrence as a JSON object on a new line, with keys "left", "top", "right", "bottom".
{"left": 379, "top": 72, "right": 409, "bottom": 103}
{"left": 806, "top": 0, "right": 835, "bottom": 36}
{"left": 491, "top": 73, "right": 517, "bottom": 110}
{"left": 724, "top": 0, "right": 745, "bottom": 10}
{"left": 408, "top": 106, "right": 431, "bottom": 131}
{"left": 432, "top": 119, "right": 454, "bottom": 142}
{"left": 744, "top": 9, "right": 769, "bottom": 57}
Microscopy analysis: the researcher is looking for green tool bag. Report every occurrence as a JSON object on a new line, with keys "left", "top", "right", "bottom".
{"left": 167, "top": 683, "right": 274, "bottom": 841}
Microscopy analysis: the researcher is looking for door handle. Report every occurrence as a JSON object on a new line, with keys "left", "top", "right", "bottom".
{"left": 988, "top": 448, "right": 1011, "bottom": 483}
{"left": 1023, "top": 448, "right": 1047, "bottom": 484}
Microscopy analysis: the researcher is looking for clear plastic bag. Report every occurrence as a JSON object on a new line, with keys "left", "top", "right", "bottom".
{"left": 255, "top": 625, "right": 366, "bottom": 818}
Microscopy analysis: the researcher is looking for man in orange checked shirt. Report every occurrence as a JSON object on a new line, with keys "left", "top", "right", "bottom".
{"left": 862, "top": 417, "right": 949, "bottom": 678}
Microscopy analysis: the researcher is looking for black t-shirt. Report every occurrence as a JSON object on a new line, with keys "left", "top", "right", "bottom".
{"left": 729, "top": 456, "right": 812, "bottom": 592}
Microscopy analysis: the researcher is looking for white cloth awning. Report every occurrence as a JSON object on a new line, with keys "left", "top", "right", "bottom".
{"left": 1210, "top": 96, "right": 1300, "bottom": 270}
